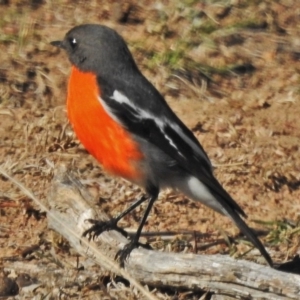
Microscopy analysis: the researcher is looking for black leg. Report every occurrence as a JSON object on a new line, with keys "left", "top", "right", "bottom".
{"left": 117, "top": 185, "right": 159, "bottom": 267}
{"left": 83, "top": 194, "right": 148, "bottom": 239}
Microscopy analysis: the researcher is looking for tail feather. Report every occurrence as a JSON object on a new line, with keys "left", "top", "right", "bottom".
{"left": 177, "top": 175, "right": 273, "bottom": 266}
{"left": 220, "top": 200, "right": 273, "bottom": 267}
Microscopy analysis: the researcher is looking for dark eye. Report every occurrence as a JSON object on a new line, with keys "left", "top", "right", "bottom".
{"left": 68, "top": 37, "right": 77, "bottom": 49}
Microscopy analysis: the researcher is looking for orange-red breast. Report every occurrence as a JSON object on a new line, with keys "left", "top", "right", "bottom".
{"left": 51, "top": 24, "right": 272, "bottom": 267}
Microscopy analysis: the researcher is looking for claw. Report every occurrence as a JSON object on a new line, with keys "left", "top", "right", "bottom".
{"left": 82, "top": 218, "right": 128, "bottom": 240}
{"left": 116, "top": 240, "right": 138, "bottom": 268}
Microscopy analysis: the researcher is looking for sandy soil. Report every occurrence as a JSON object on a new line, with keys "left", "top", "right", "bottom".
{"left": 1, "top": 0, "right": 300, "bottom": 298}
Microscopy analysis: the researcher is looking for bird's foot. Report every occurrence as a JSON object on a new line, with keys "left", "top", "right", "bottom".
{"left": 82, "top": 218, "right": 128, "bottom": 240}
{"left": 116, "top": 240, "right": 152, "bottom": 267}
{"left": 116, "top": 240, "right": 138, "bottom": 268}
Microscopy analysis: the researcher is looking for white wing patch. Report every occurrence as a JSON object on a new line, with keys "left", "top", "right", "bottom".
{"left": 110, "top": 91, "right": 184, "bottom": 156}
{"left": 111, "top": 90, "right": 164, "bottom": 126}
{"left": 110, "top": 90, "right": 131, "bottom": 106}
{"left": 98, "top": 96, "right": 120, "bottom": 123}
{"left": 101, "top": 90, "right": 211, "bottom": 164}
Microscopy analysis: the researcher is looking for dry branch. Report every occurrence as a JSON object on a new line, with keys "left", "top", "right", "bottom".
{"left": 43, "top": 165, "right": 300, "bottom": 299}
{"left": 0, "top": 167, "right": 157, "bottom": 300}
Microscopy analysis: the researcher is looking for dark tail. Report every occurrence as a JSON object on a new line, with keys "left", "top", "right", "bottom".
{"left": 224, "top": 205, "right": 273, "bottom": 267}
{"left": 204, "top": 176, "right": 273, "bottom": 267}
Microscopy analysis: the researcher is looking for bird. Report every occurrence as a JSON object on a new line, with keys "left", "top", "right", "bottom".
{"left": 51, "top": 24, "right": 273, "bottom": 267}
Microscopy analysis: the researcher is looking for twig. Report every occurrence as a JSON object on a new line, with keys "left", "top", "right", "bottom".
{"left": 0, "top": 166, "right": 158, "bottom": 300}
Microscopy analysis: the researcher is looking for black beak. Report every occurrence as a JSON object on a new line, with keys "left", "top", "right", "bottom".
{"left": 50, "top": 40, "right": 64, "bottom": 48}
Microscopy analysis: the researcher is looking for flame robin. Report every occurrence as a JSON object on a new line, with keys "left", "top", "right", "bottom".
{"left": 51, "top": 24, "right": 272, "bottom": 267}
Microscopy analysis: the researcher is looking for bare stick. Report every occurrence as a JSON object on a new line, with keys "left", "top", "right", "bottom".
{"left": 0, "top": 166, "right": 158, "bottom": 300}
{"left": 2, "top": 165, "right": 300, "bottom": 299}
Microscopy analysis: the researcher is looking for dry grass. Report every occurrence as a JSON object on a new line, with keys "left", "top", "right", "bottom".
{"left": 1, "top": 0, "right": 300, "bottom": 298}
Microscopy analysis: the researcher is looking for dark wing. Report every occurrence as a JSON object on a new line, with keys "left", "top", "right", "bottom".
{"left": 98, "top": 74, "right": 245, "bottom": 217}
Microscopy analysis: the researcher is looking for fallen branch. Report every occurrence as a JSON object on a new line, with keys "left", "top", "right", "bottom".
{"left": 2, "top": 166, "right": 300, "bottom": 299}
{"left": 46, "top": 165, "right": 300, "bottom": 299}
{"left": 0, "top": 166, "right": 157, "bottom": 300}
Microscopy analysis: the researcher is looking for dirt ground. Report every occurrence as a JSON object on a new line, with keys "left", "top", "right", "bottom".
{"left": 1, "top": 0, "right": 300, "bottom": 299}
